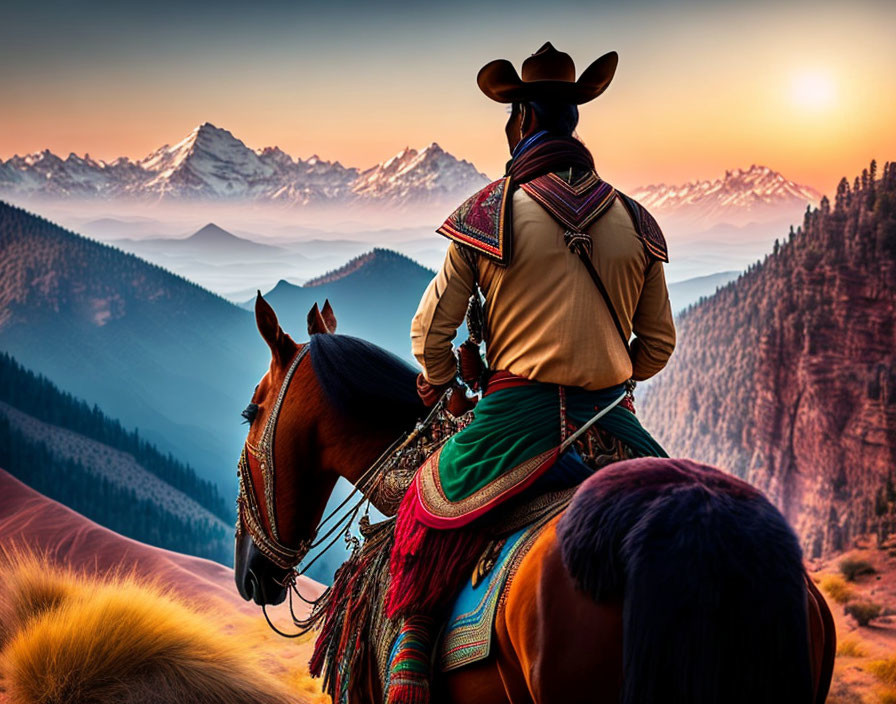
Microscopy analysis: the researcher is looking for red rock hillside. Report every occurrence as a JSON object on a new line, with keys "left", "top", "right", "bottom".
{"left": 641, "top": 160, "right": 896, "bottom": 558}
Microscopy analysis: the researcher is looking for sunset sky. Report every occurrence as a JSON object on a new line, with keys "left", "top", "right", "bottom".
{"left": 2, "top": 0, "right": 894, "bottom": 196}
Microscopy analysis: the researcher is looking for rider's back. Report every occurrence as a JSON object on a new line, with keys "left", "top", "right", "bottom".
{"left": 411, "top": 184, "right": 676, "bottom": 392}
{"left": 482, "top": 187, "right": 673, "bottom": 390}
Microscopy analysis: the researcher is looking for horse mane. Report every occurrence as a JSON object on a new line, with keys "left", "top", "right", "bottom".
{"left": 308, "top": 333, "right": 426, "bottom": 430}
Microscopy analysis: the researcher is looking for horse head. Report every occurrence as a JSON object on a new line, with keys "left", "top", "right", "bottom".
{"left": 233, "top": 294, "right": 341, "bottom": 604}
{"left": 234, "top": 293, "right": 424, "bottom": 605}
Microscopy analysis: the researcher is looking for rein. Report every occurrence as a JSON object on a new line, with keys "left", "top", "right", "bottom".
{"left": 237, "top": 343, "right": 451, "bottom": 634}
{"left": 239, "top": 341, "right": 628, "bottom": 640}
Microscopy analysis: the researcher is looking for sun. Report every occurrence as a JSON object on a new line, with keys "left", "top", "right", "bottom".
{"left": 790, "top": 70, "right": 836, "bottom": 110}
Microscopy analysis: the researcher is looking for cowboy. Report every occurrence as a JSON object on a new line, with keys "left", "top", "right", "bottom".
{"left": 384, "top": 43, "right": 676, "bottom": 702}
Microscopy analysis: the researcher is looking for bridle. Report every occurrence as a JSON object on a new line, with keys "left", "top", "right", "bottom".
{"left": 237, "top": 344, "right": 312, "bottom": 570}
{"left": 236, "top": 341, "right": 455, "bottom": 638}
{"left": 237, "top": 342, "right": 449, "bottom": 572}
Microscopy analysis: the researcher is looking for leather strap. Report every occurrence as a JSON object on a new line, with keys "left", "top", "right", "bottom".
{"left": 571, "top": 244, "right": 631, "bottom": 355}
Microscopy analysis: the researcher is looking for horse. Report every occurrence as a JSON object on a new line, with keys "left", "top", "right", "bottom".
{"left": 234, "top": 294, "right": 836, "bottom": 704}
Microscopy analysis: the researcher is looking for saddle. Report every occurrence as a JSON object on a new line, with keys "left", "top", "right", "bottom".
{"left": 306, "top": 399, "right": 634, "bottom": 703}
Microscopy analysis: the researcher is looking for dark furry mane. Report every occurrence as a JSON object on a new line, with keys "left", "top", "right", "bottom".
{"left": 308, "top": 334, "right": 426, "bottom": 430}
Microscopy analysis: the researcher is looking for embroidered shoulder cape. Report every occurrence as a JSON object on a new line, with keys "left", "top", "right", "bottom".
{"left": 436, "top": 170, "right": 669, "bottom": 266}
{"left": 436, "top": 177, "right": 514, "bottom": 265}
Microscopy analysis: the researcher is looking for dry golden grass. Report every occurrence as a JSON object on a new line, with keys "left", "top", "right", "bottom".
{"left": 285, "top": 668, "right": 331, "bottom": 704}
{"left": 820, "top": 574, "right": 857, "bottom": 604}
{"left": 836, "top": 637, "right": 869, "bottom": 658}
{"left": 870, "top": 657, "right": 896, "bottom": 688}
{"left": 0, "top": 546, "right": 302, "bottom": 704}
{"left": 876, "top": 687, "right": 896, "bottom": 704}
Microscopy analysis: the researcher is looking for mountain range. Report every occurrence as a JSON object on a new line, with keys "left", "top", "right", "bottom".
{"left": 630, "top": 164, "right": 822, "bottom": 229}
{"left": 115, "top": 222, "right": 290, "bottom": 262}
{"left": 0, "top": 123, "right": 821, "bottom": 230}
{"left": 0, "top": 122, "right": 489, "bottom": 208}
{"left": 0, "top": 199, "right": 264, "bottom": 491}
{"left": 641, "top": 160, "right": 896, "bottom": 557}
{"left": 0, "top": 201, "right": 418, "bottom": 580}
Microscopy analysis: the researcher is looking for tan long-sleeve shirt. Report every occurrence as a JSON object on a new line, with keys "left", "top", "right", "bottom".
{"left": 411, "top": 188, "right": 676, "bottom": 391}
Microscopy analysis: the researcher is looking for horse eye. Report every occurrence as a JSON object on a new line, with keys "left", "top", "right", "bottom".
{"left": 241, "top": 403, "right": 259, "bottom": 424}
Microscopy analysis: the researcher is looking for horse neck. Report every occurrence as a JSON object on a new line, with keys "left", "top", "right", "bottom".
{"left": 314, "top": 398, "right": 413, "bottom": 520}
{"left": 324, "top": 418, "right": 398, "bottom": 491}
{"left": 299, "top": 344, "right": 422, "bottom": 509}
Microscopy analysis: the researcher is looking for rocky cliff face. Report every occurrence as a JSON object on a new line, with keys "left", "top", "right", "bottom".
{"left": 641, "top": 161, "right": 896, "bottom": 558}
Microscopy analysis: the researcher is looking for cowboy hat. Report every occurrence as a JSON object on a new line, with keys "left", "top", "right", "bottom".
{"left": 477, "top": 42, "right": 618, "bottom": 105}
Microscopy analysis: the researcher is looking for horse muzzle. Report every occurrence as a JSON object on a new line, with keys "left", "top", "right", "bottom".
{"left": 234, "top": 530, "right": 289, "bottom": 606}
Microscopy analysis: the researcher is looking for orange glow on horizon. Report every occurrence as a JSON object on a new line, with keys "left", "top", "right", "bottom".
{"left": 1, "top": 3, "right": 894, "bottom": 200}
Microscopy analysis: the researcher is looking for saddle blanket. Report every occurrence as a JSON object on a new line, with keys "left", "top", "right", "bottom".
{"left": 436, "top": 516, "right": 548, "bottom": 671}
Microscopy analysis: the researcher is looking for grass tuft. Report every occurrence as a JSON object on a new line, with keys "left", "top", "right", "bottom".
{"left": 820, "top": 574, "right": 856, "bottom": 604}
{"left": 0, "top": 547, "right": 77, "bottom": 650}
{"left": 870, "top": 657, "right": 896, "bottom": 688}
{"left": 844, "top": 600, "right": 883, "bottom": 627}
{"left": 836, "top": 637, "right": 868, "bottom": 657}
{"left": 0, "top": 546, "right": 301, "bottom": 704}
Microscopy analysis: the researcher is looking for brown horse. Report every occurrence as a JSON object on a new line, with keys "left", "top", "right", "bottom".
{"left": 234, "top": 294, "right": 836, "bottom": 704}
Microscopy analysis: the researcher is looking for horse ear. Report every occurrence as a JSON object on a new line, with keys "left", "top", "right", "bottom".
{"left": 321, "top": 299, "right": 337, "bottom": 333}
{"left": 256, "top": 291, "right": 294, "bottom": 361}
{"left": 307, "top": 303, "right": 330, "bottom": 335}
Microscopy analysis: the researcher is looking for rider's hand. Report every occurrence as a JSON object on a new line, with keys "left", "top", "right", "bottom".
{"left": 446, "top": 386, "right": 477, "bottom": 417}
{"left": 416, "top": 373, "right": 451, "bottom": 407}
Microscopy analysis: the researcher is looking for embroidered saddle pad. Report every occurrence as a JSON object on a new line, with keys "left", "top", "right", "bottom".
{"left": 412, "top": 381, "right": 666, "bottom": 529}
{"left": 437, "top": 496, "right": 569, "bottom": 672}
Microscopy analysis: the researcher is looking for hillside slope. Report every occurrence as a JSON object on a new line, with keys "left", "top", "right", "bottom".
{"left": 667, "top": 270, "right": 741, "bottom": 312}
{"left": 251, "top": 248, "right": 436, "bottom": 358}
{"left": 641, "top": 160, "right": 896, "bottom": 557}
{"left": 0, "top": 469, "right": 324, "bottom": 701}
{"left": 0, "top": 467, "right": 323, "bottom": 617}
{"left": 0, "top": 352, "right": 232, "bottom": 562}
{"left": 0, "top": 200, "right": 268, "bottom": 489}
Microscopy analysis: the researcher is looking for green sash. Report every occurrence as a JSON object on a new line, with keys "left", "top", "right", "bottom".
{"left": 437, "top": 382, "right": 667, "bottom": 503}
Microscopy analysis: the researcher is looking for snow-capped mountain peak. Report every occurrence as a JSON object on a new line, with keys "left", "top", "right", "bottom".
{"left": 378, "top": 146, "right": 417, "bottom": 172}
{"left": 0, "top": 126, "right": 824, "bottom": 225}
{"left": 135, "top": 123, "right": 278, "bottom": 199}
{"left": 256, "top": 146, "right": 295, "bottom": 168}
{"left": 351, "top": 142, "right": 489, "bottom": 205}
{"left": 629, "top": 164, "right": 821, "bottom": 227}
{"left": 23, "top": 149, "right": 61, "bottom": 167}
